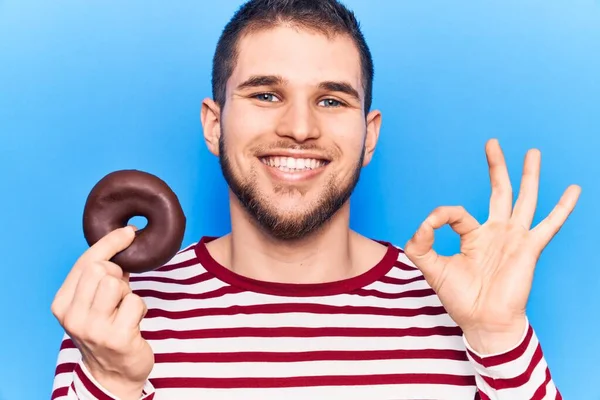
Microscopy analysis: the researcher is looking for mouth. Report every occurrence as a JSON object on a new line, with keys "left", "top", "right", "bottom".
{"left": 258, "top": 153, "right": 331, "bottom": 182}
{"left": 259, "top": 155, "right": 329, "bottom": 172}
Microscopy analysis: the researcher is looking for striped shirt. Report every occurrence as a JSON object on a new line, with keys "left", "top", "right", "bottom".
{"left": 51, "top": 236, "right": 561, "bottom": 399}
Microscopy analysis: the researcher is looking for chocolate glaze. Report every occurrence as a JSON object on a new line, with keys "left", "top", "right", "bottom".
{"left": 82, "top": 169, "right": 186, "bottom": 273}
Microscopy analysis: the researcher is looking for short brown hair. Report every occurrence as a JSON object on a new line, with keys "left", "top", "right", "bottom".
{"left": 211, "top": 0, "right": 374, "bottom": 114}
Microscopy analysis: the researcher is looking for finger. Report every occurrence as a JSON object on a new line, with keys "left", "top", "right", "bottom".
{"left": 113, "top": 293, "right": 147, "bottom": 330}
{"left": 90, "top": 275, "right": 131, "bottom": 319}
{"left": 55, "top": 226, "right": 135, "bottom": 309}
{"left": 404, "top": 219, "right": 444, "bottom": 281}
{"left": 52, "top": 257, "right": 126, "bottom": 320}
{"left": 426, "top": 206, "right": 480, "bottom": 236}
{"left": 511, "top": 149, "right": 541, "bottom": 229}
{"left": 486, "top": 139, "right": 513, "bottom": 221}
{"left": 531, "top": 184, "right": 581, "bottom": 250}
{"left": 78, "top": 226, "right": 136, "bottom": 266}
{"left": 65, "top": 262, "right": 109, "bottom": 319}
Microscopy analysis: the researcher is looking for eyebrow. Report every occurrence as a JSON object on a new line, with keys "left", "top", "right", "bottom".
{"left": 318, "top": 81, "right": 361, "bottom": 102}
{"left": 236, "top": 75, "right": 361, "bottom": 102}
{"left": 236, "top": 75, "right": 287, "bottom": 90}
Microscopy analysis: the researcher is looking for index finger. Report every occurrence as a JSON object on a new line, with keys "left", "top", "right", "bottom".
{"left": 77, "top": 225, "right": 136, "bottom": 266}
{"left": 426, "top": 206, "right": 480, "bottom": 236}
{"left": 51, "top": 226, "right": 136, "bottom": 317}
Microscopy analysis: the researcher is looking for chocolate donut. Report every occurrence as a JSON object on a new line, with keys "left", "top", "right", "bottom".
{"left": 82, "top": 169, "right": 186, "bottom": 273}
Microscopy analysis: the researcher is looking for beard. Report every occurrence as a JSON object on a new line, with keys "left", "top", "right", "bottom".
{"left": 218, "top": 131, "right": 364, "bottom": 241}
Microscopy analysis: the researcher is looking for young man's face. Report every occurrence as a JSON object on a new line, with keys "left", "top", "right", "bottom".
{"left": 203, "top": 25, "right": 381, "bottom": 240}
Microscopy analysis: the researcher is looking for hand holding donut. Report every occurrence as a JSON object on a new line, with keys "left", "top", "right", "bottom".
{"left": 52, "top": 169, "right": 185, "bottom": 397}
{"left": 51, "top": 226, "right": 153, "bottom": 400}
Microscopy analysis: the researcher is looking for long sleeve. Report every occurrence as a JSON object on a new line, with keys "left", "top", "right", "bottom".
{"left": 51, "top": 333, "right": 156, "bottom": 400}
{"left": 464, "top": 319, "right": 562, "bottom": 400}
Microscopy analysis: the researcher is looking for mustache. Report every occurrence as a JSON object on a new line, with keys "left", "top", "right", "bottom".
{"left": 251, "top": 140, "right": 337, "bottom": 158}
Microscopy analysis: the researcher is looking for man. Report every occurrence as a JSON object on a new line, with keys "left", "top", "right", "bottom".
{"left": 50, "top": 0, "right": 580, "bottom": 399}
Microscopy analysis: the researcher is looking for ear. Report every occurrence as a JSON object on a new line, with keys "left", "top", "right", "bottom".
{"left": 200, "top": 98, "right": 221, "bottom": 157}
{"left": 362, "top": 109, "right": 382, "bottom": 167}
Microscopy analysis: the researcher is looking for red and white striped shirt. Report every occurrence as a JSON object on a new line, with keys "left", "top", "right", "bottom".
{"left": 52, "top": 236, "right": 561, "bottom": 399}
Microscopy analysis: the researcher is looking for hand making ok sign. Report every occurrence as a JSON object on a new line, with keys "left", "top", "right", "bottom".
{"left": 404, "top": 139, "right": 581, "bottom": 354}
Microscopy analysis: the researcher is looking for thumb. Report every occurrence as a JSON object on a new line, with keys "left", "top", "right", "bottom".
{"left": 404, "top": 220, "right": 445, "bottom": 282}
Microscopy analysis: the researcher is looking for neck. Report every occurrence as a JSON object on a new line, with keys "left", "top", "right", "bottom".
{"left": 211, "top": 192, "right": 365, "bottom": 284}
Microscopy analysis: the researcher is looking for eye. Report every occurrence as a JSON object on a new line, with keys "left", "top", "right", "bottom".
{"left": 318, "top": 98, "right": 343, "bottom": 107}
{"left": 254, "top": 93, "right": 280, "bottom": 102}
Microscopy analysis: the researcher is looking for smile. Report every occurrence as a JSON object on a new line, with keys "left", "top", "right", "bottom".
{"left": 259, "top": 156, "right": 330, "bottom": 182}
{"left": 259, "top": 156, "right": 328, "bottom": 172}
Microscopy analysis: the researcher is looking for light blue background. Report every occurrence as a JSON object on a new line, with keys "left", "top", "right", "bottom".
{"left": 1, "top": 1, "right": 598, "bottom": 399}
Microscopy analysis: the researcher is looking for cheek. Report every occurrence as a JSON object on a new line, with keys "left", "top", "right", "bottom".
{"left": 221, "top": 104, "right": 270, "bottom": 166}
{"left": 320, "top": 109, "right": 364, "bottom": 137}
{"left": 325, "top": 118, "right": 366, "bottom": 161}
{"left": 227, "top": 100, "right": 276, "bottom": 135}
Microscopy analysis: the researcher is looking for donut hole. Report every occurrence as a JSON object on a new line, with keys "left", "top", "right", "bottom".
{"left": 127, "top": 215, "right": 148, "bottom": 230}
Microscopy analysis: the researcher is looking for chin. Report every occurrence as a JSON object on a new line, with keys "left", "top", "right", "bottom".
{"left": 265, "top": 183, "right": 324, "bottom": 206}
{"left": 273, "top": 203, "right": 314, "bottom": 218}
{"left": 219, "top": 145, "right": 359, "bottom": 241}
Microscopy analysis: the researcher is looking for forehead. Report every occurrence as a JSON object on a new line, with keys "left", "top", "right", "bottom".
{"left": 229, "top": 25, "right": 363, "bottom": 93}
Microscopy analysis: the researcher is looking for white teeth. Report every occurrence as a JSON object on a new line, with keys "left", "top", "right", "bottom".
{"left": 261, "top": 156, "right": 326, "bottom": 171}
{"left": 287, "top": 157, "right": 296, "bottom": 169}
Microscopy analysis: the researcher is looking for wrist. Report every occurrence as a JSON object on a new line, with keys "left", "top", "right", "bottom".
{"left": 85, "top": 364, "right": 146, "bottom": 400}
{"left": 98, "top": 377, "right": 145, "bottom": 400}
{"left": 463, "top": 316, "right": 528, "bottom": 356}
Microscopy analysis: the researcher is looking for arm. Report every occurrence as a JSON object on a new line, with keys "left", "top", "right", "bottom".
{"left": 464, "top": 319, "right": 561, "bottom": 400}
{"left": 51, "top": 333, "right": 156, "bottom": 400}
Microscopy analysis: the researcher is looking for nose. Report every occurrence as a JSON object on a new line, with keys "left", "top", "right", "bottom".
{"left": 274, "top": 100, "right": 320, "bottom": 142}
